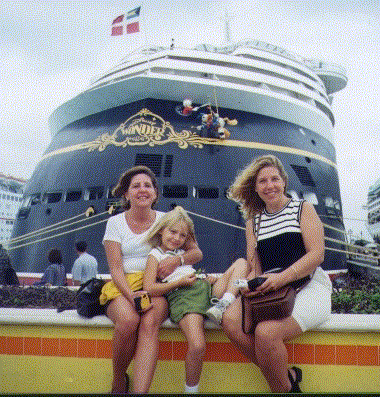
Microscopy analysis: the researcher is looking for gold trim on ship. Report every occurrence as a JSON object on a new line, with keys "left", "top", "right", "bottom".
{"left": 40, "top": 108, "right": 337, "bottom": 168}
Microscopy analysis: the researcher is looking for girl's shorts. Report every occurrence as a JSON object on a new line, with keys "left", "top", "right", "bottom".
{"left": 166, "top": 279, "right": 212, "bottom": 324}
{"left": 99, "top": 272, "right": 144, "bottom": 306}
{"left": 292, "top": 266, "right": 332, "bottom": 332}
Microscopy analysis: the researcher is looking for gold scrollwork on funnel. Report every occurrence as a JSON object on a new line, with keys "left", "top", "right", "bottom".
{"left": 87, "top": 108, "right": 204, "bottom": 152}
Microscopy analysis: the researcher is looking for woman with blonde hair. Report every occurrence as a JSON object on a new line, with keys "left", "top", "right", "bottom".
{"left": 101, "top": 166, "right": 203, "bottom": 394}
{"left": 221, "top": 154, "right": 332, "bottom": 393}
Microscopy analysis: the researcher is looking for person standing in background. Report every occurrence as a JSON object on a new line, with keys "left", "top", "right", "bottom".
{"left": 71, "top": 240, "right": 98, "bottom": 286}
{"left": 34, "top": 248, "right": 67, "bottom": 286}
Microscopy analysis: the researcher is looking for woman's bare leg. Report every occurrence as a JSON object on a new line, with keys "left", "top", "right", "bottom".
{"left": 221, "top": 296, "right": 258, "bottom": 363}
{"left": 223, "top": 296, "right": 304, "bottom": 392}
{"left": 132, "top": 296, "right": 168, "bottom": 394}
{"left": 254, "top": 317, "right": 303, "bottom": 393}
{"left": 178, "top": 313, "right": 206, "bottom": 387}
{"left": 107, "top": 296, "right": 140, "bottom": 393}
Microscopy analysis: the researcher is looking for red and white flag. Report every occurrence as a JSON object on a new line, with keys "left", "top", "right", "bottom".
{"left": 111, "top": 14, "right": 124, "bottom": 36}
{"left": 111, "top": 6, "right": 141, "bottom": 36}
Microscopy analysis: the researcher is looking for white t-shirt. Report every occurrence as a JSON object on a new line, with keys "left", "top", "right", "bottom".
{"left": 71, "top": 252, "right": 98, "bottom": 283}
{"left": 103, "top": 211, "right": 165, "bottom": 273}
{"left": 148, "top": 246, "right": 195, "bottom": 283}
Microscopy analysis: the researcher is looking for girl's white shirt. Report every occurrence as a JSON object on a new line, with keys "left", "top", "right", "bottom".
{"left": 148, "top": 246, "right": 195, "bottom": 283}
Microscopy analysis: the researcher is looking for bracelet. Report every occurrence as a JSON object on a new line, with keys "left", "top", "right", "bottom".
{"left": 290, "top": 265, "right": 299, "bottom": 280}
{"left": 179, "top": 255, "right": 185, "bottom": 266}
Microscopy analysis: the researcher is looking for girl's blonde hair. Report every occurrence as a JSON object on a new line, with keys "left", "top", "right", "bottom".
{"left": 228, "top": 154, "right": 288, "bottom": 219}
{"left": 145, "top": 206, "right": 196, "bottom": 248}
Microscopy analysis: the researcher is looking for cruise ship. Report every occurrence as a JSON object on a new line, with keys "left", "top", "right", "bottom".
{"left": 10, "top": 39, "right": 348, "bottom": 274}
{"left": 367, "top": 178, "right": 380, "bottom": 244}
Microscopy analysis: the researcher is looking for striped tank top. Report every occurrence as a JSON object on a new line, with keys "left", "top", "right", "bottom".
{"left": 254, "top": 199, "right": 308, "bottom": 283}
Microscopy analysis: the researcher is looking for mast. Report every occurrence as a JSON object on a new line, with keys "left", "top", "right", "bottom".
{"left": 223, "top": 8, "right": 234, "bottom": 44}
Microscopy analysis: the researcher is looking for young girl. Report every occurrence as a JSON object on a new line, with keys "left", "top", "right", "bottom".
{"left": 143, "top": 206, "right": 247, "bottom": 394}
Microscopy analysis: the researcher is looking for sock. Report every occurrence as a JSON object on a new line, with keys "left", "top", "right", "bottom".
{"left": 184, "top": 383, "right": 199, "bottom": 394}
{"left": 221, "top": 292, "right": 236, "bottom": 305}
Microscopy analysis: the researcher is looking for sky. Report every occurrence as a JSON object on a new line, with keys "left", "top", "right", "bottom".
{"left": 1, "top": 0, "right": 379, "bottom": 241}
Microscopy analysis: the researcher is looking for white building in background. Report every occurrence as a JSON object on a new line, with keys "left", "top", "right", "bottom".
{"left": 0, "top": 173, "right": 26, "bottom": 248}
{"left": 367, "top": 178, "right": 380, "bottom": 244}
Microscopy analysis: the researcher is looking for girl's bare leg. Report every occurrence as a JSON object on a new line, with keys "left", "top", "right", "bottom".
{"left": 178, "top": 313, "right": 206, "bottom": 387}
{"left": 212, "top": 258, "right": 248, "bottom": 298}
{"left": 132, "top": 296, "right": 168, "bottom": 394}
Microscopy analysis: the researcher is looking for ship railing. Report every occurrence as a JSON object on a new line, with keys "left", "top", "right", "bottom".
{"left": 367, "top": 195, "right": 380, "bottom": 210}
{"left": 89, "top": 45, "right": 170, "bottom": 86}
{"left": 304, "top": 59, "right": 347, "bottom": 78}
{"left": 5, "top": 207, "right": 378, "bottom": 264}
{"left": 194, "top": 40, "right": 305, "bottom": 65}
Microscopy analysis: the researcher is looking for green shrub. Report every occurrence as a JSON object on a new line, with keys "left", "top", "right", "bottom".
{"left": 332, "top": 273, "right": 380, "bottom": 314}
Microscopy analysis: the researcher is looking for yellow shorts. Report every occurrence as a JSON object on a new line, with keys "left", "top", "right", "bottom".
{"left": 99, "top": 272, "right": 144, "bottom": 306}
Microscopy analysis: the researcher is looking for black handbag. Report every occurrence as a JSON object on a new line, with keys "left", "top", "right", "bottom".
{"left": 76, "top": 278, "right": 106, "bottom": 318}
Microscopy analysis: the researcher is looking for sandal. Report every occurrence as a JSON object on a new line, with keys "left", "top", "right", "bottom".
{"left": 111, "top": 373, "right": 129, "bottom": 394}
{"left": 288, "top": 366, "right": 302, "bottom": 393}
{"left": 125, "top": 373, "right": 129, "bottom": 393}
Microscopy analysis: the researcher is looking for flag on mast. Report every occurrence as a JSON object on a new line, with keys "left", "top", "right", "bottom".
{"left": 111, "top": 6, "right": 141, "bottom": 36}
{"left": 111, "top": 14, "right": 124, "bottom": 36}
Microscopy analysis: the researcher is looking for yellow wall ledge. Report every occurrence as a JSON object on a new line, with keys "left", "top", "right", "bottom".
{"left": 1, "top": 308, "right": 380, "bottom": 393}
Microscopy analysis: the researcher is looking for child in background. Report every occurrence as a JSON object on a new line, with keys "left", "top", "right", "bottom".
{"left": 143, "top": 206, "right": 247, "bottom": 394}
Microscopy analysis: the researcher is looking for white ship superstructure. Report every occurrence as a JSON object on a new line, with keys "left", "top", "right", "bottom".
{"left": 0, "top": 174, "right": 26, "bottom": 248}
{"left": 367, "top": 178, "right": 380, "bottom": 243}
{"left": 51, "top": 40, "right": 347, "bottom": 142}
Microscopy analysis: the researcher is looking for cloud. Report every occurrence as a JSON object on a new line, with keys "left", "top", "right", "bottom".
{"left": 1, "top": 0, "right": 379, "bottom": 241}
{"left": 0, "top": 45, "right": 98, "bottom": 176}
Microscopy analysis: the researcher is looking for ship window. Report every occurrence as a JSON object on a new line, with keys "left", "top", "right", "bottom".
{"left": 135, "top": 153, "right": 163, "bottom": 177}
{"left": 324, "top": 196, "right": 340, "bottom": 216}
{"left": 163, "top": 185, "right": 188, "bottom": 198}
{"left": 30, "top": 194, "right": 41, "bottom": 205}
{"left": 303, "top": 191, "right": 318, "bottom": 205}
{"left": 21, "top": 196, "right": 31, "bottom": 207}
{"left": 21, "top": 193, "right": 40, "bottom": 207}
{"left": 193, "top": 186, "right": 219, "bottom": 199}
{"left": 324, "top": 197, "right": 334, "bottom": 207}
{"left": 43, "top": 192, "right": 62, "bottom": 204}
{"left": 65, "top": 190, "right": 82, "bottom": 202}
{"left": 84, "top": 186, "right": 104, "bottom": 200}
{"left": 290, "top": 164, "right": 316, "bottom": 187}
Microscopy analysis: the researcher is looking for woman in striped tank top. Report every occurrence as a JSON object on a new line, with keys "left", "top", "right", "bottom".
{"left": 221, "top": 155, "right": 332, "bottom": 393}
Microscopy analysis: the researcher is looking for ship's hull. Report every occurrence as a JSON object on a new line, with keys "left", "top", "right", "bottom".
{"left": 10, "top": 98, "right": 346, "bottom": 273}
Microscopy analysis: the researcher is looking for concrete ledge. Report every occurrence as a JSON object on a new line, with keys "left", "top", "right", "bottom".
{"left": 2, "top": 308, "right": 380, "bottom": 393}
{"left": 0, "top": 307, "right": 379, "bottom": 332}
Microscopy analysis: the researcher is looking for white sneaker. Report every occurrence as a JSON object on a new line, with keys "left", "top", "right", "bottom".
{"left": 206, "top": 298, "right": 230, "bottom": 325}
